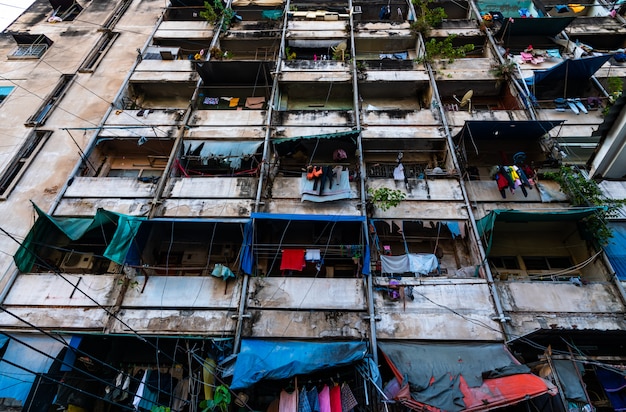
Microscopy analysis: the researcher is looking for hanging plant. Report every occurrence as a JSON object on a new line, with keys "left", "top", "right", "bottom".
{"left": 545, "top": 166, "right": 625, "bottom": 245}
{"left": 367, "top": 187, "right": 406, "bottom": 211}
{"left": 419, "top": 36, "right": 474, "bottom": 64}
{"left": 200, "top": 385, "right": 232, "bottom": 412}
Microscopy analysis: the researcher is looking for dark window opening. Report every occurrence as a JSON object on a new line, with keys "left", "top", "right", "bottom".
{"left": 79, "top": 31, "right": 119, "bottom": 72}
{"left": 26, "top": 74, "right": 74, "bottom": 126}
{"left": 9, "top": 34, "right": 53, "bottom": 59}
{"left": 0, "top": 130, "right": 51, "bottom": 198}
{"left": 489, "top": 256, "right": 520, "bottom": 269}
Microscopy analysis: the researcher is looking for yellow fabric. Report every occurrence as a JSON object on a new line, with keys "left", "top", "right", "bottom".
{"left": 229, "top": 98, "right": 240, "bottom": 107}
{"left": 568, "top": 4, "right": 585, "bottom": 13}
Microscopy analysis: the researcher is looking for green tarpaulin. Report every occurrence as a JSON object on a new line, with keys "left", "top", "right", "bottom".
{"left": 476, "top": 208, "right": 601, "bottom": 254}
{"left": 14, "top": 204, "right": 145, "bottom": 273}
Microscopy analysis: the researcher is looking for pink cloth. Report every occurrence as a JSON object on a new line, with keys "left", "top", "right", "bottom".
{"left": 280, "top": 389, "right": 298, "bottom": 412}
{"left": 280, "top": 249, "right": 306, "bottom": 271}
{"left": 318, "top": 385, "right": 331, "bottom": 412}
{"left": 329, "top": 384, "right": 342, "bottom": 412}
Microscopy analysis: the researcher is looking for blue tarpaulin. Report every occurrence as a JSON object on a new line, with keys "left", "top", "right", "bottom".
{"left": 605, "top": 222, "right": 626, "bottom": 281}
{"left": 230, "top": 340, "right": 368, "bottom": 390}
{"left": 525, "top": 55, "right": 612, "bottom": 86}
{"left": 0, "top": 334, "right": 67, "bottom": 404}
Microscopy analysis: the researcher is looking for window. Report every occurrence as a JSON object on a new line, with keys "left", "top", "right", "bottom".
{"left": 522, "top": 256, "right": 572, "bottom": 271}
{"left": 0, "top": 86, "right": 15, "bottom": 105}
{"left": 9, "top": 34, "right": 53, "bottom": 60}
{"left": 0, "top": 131, "right": 51, "bottom": 198}
{"left": 26, "top": 75, "right": 74, "bottom": 127}
{"left": 489, "top": 256, "right": 519, "bottom": 269}
{"left": 79, "top": 31, "right": 119, "bottom": 73}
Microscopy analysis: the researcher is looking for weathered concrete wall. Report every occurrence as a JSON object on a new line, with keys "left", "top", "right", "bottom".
{"left": 64, "top": 177, "right": 157, "bottom": 198}
{"left": 160, "top": 198, "right": 254, "bottom": 217}
{"left": 244, "top": 310, "right": 367, "bottom": 339}
{"left": 368, "top": 178, "right": 464, "bottom": 201}
{"left": 373, "top": 278, "right": 502, "bottom": 340}
{"left": 0, "top": 0, "right": 164, "bottom": 298}
{"left": 167, "top": 177, "right": 258, "bottom": 199}
{"left": 248, "top": 277, "right": 366, "bottom": 310}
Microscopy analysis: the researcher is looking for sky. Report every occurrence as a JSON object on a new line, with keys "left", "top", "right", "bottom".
{"left": 0, "top": 0, "right": 36, "bottom": 32}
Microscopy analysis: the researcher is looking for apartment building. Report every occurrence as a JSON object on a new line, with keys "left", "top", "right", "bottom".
{"left": 0, "top": 0, "right": 625, "bottom": 410}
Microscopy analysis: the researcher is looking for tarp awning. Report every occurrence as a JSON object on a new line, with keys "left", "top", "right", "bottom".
{"left": 230, "top": 340, "right": 368, "bottom": 390}
{"left": 379, "top": 341, "right": 555, "bottom": 412}
{"left": 274, "top": 130, "right": 360, "bottom": 157}
{"left": 182, "top": 140, "right": 263, "bottom": 169}
{"left": 0, "top": 334, "right": 67, "bottom": 404}
{"left": 476, "top": 208, "right": 602, "bottom": 237}
{"left": 605, "top": 222, "right": 626, "bottom": 281}
{"left": 525, "top": 55, "right": 612, "bottom": 86}
{"left": 14, "top": 204, "right": 146, "bottom": 273}
{"left": 455, "top": 120, "right": 563, "bottom": 142}
{"left": 476, "top": 208, "right": 601, "bottom": 255}
{"left": 495, "top": 16, "right": 575, "bottom": 37}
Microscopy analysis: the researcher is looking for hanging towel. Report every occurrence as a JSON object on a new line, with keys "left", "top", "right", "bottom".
{"left": 211, "top": 264, "right": 236, "bottom": 280}
{"left": 407, "top": 253, "right": 438, "bottom": 275}
{"left": 380, "top": 255, "right": 410, "bottom": 273}
{"left": 203, "top": 97, "right": 219, "bottom": 105}
{"left": 341, "top": 383, "right": 358, "bottom": 412}
{"left": 329, "top": 385, "right": 342, "bottom": 412}
{"left": 229, "top": 97, "right": 240, "bottom": 107}
{"left": 132, "top": 369, "right": 148, "bottom": 410}
{"left": 305, "top": 249, "right": 321, "bottom": 262}
{"left": 245, "top": 96, "right": 266, "bottom": 109}
{"left": 318, "top": 385, "right": 331, "bottom": 412}
{"left": 298, "top": 387, "right": 312, "bottom": 412}
{"left": 307, "top": 386, "right": 320, "bottom": 412}
{"left": 280, "top": 389, "right": 298, "bottom": 412}
{"left": 280, "top": 249, "right": 306, "bottom": 271}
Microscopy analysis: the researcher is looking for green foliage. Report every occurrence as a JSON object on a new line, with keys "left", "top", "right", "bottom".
{"left": 200, "top": 385, "right": 232, "bottom": 412}
{"left": 410, "top": 0, "right": 446, "bottom": 36}
{"left": 284, "top": 46, "right": 296, "bottom": 60}
{"left": 602, "top": 76, "right": 624, "bottom": 116}
{"left": 151, "top": 407, "right": 171, "bottom": 412}
{"left": 367, "top": 187, "right": 406, "bottom": 211}
{"left": 546, "top": 166, "right": 624, "bottom": 245}
{"left": 420, "top": 35, "right": 474, "bottom": 63}
{"left": 200, "top": 1, "right": 219, "bottom": 22}
{"left": 491, "top": 61, "right": 517, "bottom": 78}
{"left": 200, "top": 0, "right": 234, "bottom": 31}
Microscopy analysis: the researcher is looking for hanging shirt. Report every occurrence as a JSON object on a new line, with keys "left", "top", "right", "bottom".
{"left": 329, "top": 384, "right": 342, "bottom": 412}
{"left": 318, "top": 385, "right": 331, "bottom": 412}
{"left": 393, "top": 163, "right": 405, "bottom": 180}
{"left": 298, "top": 387, "right": 312, "bottom": 412}
{"left": 280, "top": 249, "right": 306, "bottom": 271}
{"left": 341, "top": 383, "right": 359, "bottom": 412}
{"left": 307, "top": 386, "right": 320, "bottom": 412}
{"left": 280, "top": 389, "right": 298, "bottom": 412}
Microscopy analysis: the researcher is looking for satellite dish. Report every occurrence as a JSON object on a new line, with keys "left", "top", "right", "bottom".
{"left": 460, "top": 90, "right": 473, "bottom": 107}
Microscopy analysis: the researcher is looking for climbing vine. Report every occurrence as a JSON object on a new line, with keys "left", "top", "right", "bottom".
{"left": 420, "top": 36, "right": 474, "bottom": 63}
{"left": 200, "top": 0, "right": 235, "bottom": 32}
{"left": 546, "top": 166, "right": 624, "bottom": 245}
{"left": 410, "top": 0, "right": 446, "bottom": 36}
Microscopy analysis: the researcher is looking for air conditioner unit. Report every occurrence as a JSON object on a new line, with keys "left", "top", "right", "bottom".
{"left": 60, "top": 252, "right": 94, "bottom": 272}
